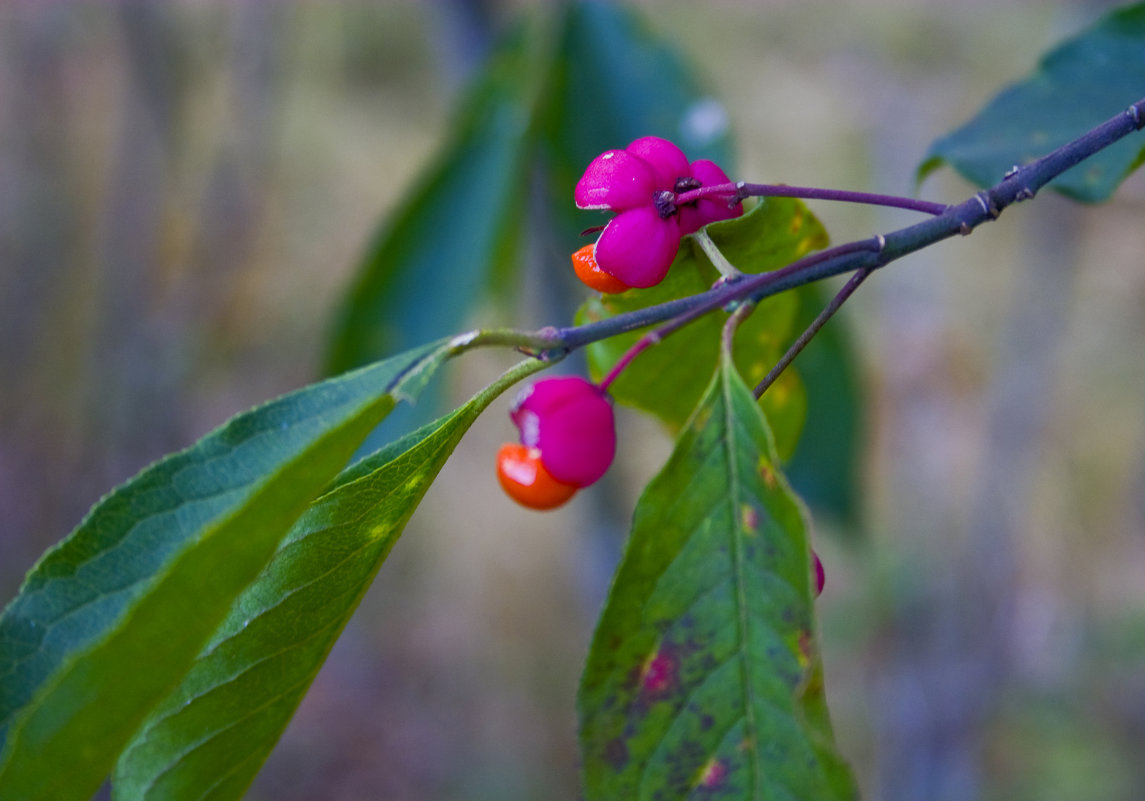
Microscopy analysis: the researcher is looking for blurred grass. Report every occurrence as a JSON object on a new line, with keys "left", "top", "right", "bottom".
{"left": 2, "top": 2, "right": 1144, "bottom": 800}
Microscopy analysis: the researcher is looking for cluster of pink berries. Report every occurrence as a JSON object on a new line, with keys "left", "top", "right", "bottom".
{"left": 497, "top": 137, "right": 738, "bottom": 510}
{"left": 571, "top": 135, "right": 742, "bottom": 291}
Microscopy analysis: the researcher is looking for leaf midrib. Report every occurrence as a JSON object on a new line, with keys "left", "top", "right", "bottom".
{"left": 721, "top": 363, "right": 763, "bottom": 801}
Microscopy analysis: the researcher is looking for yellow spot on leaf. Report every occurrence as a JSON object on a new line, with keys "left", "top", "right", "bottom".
{"left": 693, "top": 407, "right": 713, "bottom": 429}
{"left": 793, "top": 630, "right": 813, "bottom": 670}
{"left": 790, "top": 208, "right": 804, "bottom": 234}
{"left": 695, "top": 757, "right": 727, "bottom": 789}
{"left": 740, "top": 503, "right": 759, "bottom": 534}
{"left": 759, "top": 459, "right": 776, "bottom": 489}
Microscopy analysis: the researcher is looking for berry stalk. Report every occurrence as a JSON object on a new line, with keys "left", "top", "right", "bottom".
{"left": 753, "top": 266, "right": 872, "bottom": 398}
{"left": 675, "top": 182, "right": 949, "bottom": 216}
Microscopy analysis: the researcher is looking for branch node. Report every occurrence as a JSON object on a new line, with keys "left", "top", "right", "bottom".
{"left": 875, "top": 234, "right": 886, "bottom": 251}
{"left": 517, "top": 345, "right": 569, "bottom": 362}
{"left": 1004, "top": 165, "right": 1020, "bottom": 180}
{"left": 1016, "top": 187, "right": 1036, "bottom": 201}
{"left": 1128, "top": 103, "right": 1143, "bottom": 130}
{"left": 959, "top": 222, "right": 972, "bottom": 236}
{"left": 974, "top": 191, "right": 1000, "bottom": 219}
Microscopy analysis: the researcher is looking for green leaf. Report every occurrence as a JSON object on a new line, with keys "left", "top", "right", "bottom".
{"left": 541, "top": 0, "right": 734, "bottom": 247}
{"left": 324, "top": 22, "right": 549, "bottom": 375}
{"left": 919, "top": 3, "right": 1145, "bottom": 202}
{"left": 577, "top": 199, "right": 827, "bottom": 445}
{"left": 0, "top": 337, "right": 462, "bottom": 801}
{"left": 111, "top": 357, "right": 548, "bottom": 801}
{"left": 578, "top": 352, "right": 857, "bottom": 801}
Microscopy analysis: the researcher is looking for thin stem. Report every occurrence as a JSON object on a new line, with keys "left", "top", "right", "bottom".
{"left": 459, "top": 326, "right": 568, "bottom": 358}
{"left": 598, "top": 285, "right": 724, "bottom": 392}
{"left": 675, "top": 181, "right": 949, "bottom": 216}
{"left": 694, "top": 229, "right": 744, "bottom": 281}
{"left": 722, "top": 299, "right": 757, "bottom": 357}
{"left": 468, "top": 353, "right": 563, "bottom": 409}
{"left": 754, "top": 266, "right": 873, "bottom": 398}
{"left": 597, "top": 333, "right": 655, "bottom": 392}
{"left": 558, "top": 237, "right": 884, "bottom": 351}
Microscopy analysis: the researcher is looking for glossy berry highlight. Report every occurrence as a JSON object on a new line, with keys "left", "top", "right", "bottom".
{"left": 571, "top": 243, "right": 630, "bottom": 294}
{"left": 496, "top": 443, "right": 578, "bottom": 510}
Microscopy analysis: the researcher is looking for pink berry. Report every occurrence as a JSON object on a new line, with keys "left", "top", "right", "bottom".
{"left": 624, "top": 136, "right": 691, "bottom": 189}
{"left": 574, "top": 136, "right": 743, "bottom": 290}
{"left": 510, "top": 376, "right": 615, "bottom": 488}
{"left": 593, "top": 205, "right": 681, "bottom": 288}
{"left": 812, "top": 550, "right": 825, "bottom": 597}
{"left": 574, "top": 149, "right": 658, "bottom": 211}
{"left": 678, "top": 159, "right": 740, "bottom": 234}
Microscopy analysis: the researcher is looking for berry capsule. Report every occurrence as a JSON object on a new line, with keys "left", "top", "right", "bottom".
{"left": 571, "top": 243, "right": 630, "bottom": 294}
{"left": 812, "top": 550, "right": 825, "bottom": 597}
{"left": 510, "top": 377, "right": 616, "bottom": 488}
{"left": 496, "top": 443, "right": 578, "bottom": 510}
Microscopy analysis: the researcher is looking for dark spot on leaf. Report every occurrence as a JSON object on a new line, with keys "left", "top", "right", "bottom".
{"left": 701, "top": 713, "right": 715, "bottom": 731}
{"left": 604, "top": 737, "right": 628, "bottom": 770}
{"left": 664, "top": 740, "right": 708, "bottom": 789}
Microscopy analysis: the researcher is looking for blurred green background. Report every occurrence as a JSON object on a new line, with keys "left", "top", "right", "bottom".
{"left": 2, "top": 2, "right": 1144, "bottom": 799}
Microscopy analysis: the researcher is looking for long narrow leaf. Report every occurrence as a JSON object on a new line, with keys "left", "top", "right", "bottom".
{"left": 0, "top": 337, "right": 461, "bottom": 801}
{"left": 111, "top": 357, "right": 549, "bottom": 801}
{"left": 324, "top": 23, "right": 549, "bottom": 375}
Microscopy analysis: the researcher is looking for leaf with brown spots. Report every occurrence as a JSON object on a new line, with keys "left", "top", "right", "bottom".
{"left": 578, "top": 352, "right": 857, "bottom": 800}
